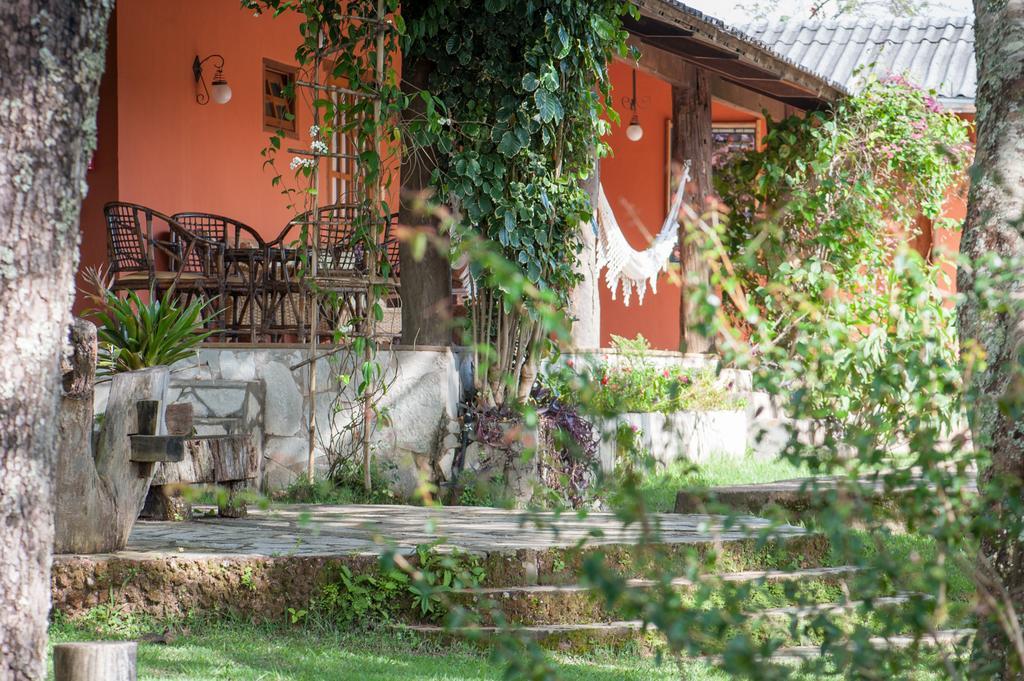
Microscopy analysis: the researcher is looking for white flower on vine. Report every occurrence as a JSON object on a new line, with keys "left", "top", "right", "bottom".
{"left": 311, "top": 139, "right": 329, "bottom": 155}
{"left": 309, "top": 124, "right": 321, "bottom": 138}
{"left": 290, "top": 156, "right": 316, "bottom": 170}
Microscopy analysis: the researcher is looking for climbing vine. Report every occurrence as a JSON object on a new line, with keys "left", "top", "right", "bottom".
{"left": 402, "top": 0, "right": 634, "bottom": 410}
{"left": 714, "top": 76, "right": 972, "bottom": 345}
{"left": 243, "top": 0, "right": 406, "bottom": 490}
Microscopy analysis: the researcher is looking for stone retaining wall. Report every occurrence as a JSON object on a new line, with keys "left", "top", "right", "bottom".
{"left": 95, "top": 346, "right": 462, "bottom": 497}
{"left": 91, "top": 344, "right": 780, "bottom": 497}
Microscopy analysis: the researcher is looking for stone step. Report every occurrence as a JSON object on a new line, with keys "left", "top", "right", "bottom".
{"left": 674, "top": 469, "right": 978, "bottom": 518}
{"left": 763, "top": 628, "right": 974, "bottom": 661}
{"left": 452, "top": 566, "right": 863, "bottom": 625}
{"left": 403, "top": 598, "right": 952, "bottom": 653}
{"left": 52, "top": 505, "right": 829, "bottom": 622}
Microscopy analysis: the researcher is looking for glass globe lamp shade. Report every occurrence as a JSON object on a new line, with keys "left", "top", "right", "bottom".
{"left": 625, "top": 115, "right": 643, "bottom": 142}
{"left": 211, "top": 79, "right": 232, "bottom": 105}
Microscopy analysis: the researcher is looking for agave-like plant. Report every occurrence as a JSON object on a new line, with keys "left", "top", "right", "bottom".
{"left": 83, "top": 268, "right": 215, "bottom": 375}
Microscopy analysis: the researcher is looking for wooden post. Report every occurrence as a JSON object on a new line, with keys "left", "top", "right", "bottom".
{"left": 569, "top": 148, "right": 601, "bottom": 349}
{"left": 672, "top": 63, "right": 714, "bottom": 354}
{"left": 399, "top": 56, "right": 451, "bottom": 347}
{"left": 54, "top": 642, "right": 137, "bottom": 681}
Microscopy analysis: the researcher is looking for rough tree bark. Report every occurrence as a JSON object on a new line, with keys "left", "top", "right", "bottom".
{"left": 961, "top": 1, "right": 1024, "bottom": 676}
{"left": 0, "top": 2, "right": 113, "bottom": 678}
{"left": 56, "top": 320, "right": 172, "bottom": 553}
{"left": 671, "top": 63, "right": 714, "bottom": 354}
{"left": 399, "top": 56, "right": 451, "bottom": 347}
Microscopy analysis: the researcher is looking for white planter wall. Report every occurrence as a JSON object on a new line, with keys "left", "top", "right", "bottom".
{"left": 598, "top": 409, "right": 748, "bottom": 472}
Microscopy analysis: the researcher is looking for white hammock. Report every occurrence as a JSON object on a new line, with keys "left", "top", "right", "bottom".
{"left": 596, "top": 161, "right": 691, "bottom": 306}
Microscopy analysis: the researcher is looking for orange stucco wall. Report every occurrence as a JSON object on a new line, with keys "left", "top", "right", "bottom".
{"left": 927, "top": 112, "right": 973, "bottom": 298}
{"left": 76, "top": 14, "right": 120, "bottom": 315}
{"left": 599, "top": 61, "right": 762, "bottom": 350}
{"left": 114, "top": 0, "right": 312, "bottom": 242}
{"left": 83, "top": 5, "right": 970, "bottom": 345}
{"left": 600, "top": 60, "right": 679, "bottom": 350}
{"left": 599, "top": 60, "right": 970, "bottom": 348}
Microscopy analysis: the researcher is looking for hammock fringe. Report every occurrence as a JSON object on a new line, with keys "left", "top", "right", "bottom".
{"left": 595, "top": 161, "right": 691, "bottom": 306}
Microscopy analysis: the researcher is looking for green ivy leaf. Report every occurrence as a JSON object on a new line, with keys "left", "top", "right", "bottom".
{"left": 535, "top": 89, "right": 564, "bottom": 123}
{"left": 497, "top": 131, "right": 523, "bottom": 157}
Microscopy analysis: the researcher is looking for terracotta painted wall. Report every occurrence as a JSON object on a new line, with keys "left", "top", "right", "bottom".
{"left": 929, "top": 112, "right": 974, "bottom": 299}
{"left": 599, "top": 62, "right": 761, "bottom": 351}
{"left": 76, "top": 13, "right": 120, "bottom": 315}
{"left": 598, "top": 64, "right": 970, "bottom": 347}
{"left": 114, "top": 0, "right": 312, "bottom": 242}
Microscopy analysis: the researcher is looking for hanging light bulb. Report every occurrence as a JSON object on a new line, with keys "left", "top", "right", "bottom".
{"left": 626, "top": 113, "right": 644, "bottom": 141}
{"left": 211, "top": 70, "right": 233, "bottom": 105}
{"left": 625, "top": 69, "right": 643, "bottom": 142}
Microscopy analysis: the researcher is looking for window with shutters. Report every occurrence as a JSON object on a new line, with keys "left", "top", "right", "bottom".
{"left": 327, "top": 87, "right": 365, "bottom": 204}
{"left": 263, "top": 59, "right": 297, "bottom": 136}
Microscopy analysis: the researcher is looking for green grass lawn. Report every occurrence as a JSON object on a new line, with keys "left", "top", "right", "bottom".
{"left": 636, "top": 453, "right": 809, "bottom": 512}
{"left": 48, "top": 620, "right": 958, "bottom": 680}
{"left": 48, "top": 622, "right": 733, "bottom": 681}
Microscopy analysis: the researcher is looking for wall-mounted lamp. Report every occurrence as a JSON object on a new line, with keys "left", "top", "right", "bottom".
{"left": 623, "top": 69, "right": 644, "bottom": 142}
{"left": 193, "top": 54, "right": 232, "bottom": 105}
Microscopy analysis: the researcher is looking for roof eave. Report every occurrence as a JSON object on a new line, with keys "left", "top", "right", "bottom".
{"left": 632, "top": 0, "right": 848, "bottom": 109}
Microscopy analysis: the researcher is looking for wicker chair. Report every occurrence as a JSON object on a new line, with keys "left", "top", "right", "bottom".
{"left": 102, "top": 202, "right": 217, "bottom": 305}
{"left": 263, "top": 205, "right": 398, "bottom": 342}
{"left": 173, "top": 212, "right": 267, "bottom": 341}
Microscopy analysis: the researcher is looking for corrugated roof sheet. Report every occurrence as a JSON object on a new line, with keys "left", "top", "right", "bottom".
{"left": 662, "top": 1, "right": 849, "bottom": 94}
{"left": 740, "top": 16, "right": 975, "bottom": 107}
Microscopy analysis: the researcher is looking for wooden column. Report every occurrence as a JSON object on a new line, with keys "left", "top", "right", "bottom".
{"left": 399, "top": 56, "right": 451, "bottom": 347}
{"left": 569, "top": 150, "right": 601, "bottom": 349}
{"left": 672, "top": 63, "right": 714, "bottom": 354}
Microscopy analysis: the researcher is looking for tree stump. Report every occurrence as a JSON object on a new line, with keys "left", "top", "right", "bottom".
{"left": 55, "top": 319, "right": 172, "bottom": 553}
{"left": 53, "top": 642, "right": 136, "bottom": 681}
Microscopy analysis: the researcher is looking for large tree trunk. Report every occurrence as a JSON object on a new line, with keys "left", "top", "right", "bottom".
{"left": 0, "top": 2, "right": 112, "bottom": 678}
{"left": 399, "top": 56, "right": 451, "bottom": 347}
{"left": 672, "top": 64, "right": 714, "bottom": 354}
{"left": 962, "top": 1, "right": 1024, "bottom": 676}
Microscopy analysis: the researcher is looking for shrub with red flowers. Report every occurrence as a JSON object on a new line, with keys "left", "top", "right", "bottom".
{"left": 543, "top": 335, "right": 743, "bottom": 415}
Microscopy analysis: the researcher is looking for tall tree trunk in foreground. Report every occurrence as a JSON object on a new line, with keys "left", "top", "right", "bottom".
{"left": 0, "top": 2, "right": 112, "bottom": 678}
{"left": 672, "top": 63, "right": 714, "bottom": 354}
{"left": 962, "top": 1, "right": 1024, "bottom": 676}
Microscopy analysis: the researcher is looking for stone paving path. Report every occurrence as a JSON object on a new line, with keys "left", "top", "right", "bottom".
{"left": 103, "top": 504, "right": 804, "bottom": 560}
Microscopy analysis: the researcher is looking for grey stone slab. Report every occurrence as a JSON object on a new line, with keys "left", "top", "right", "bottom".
{"left": 94, "top": 504, "right": 807, "bottom": 561}
{"left": 259, "top": 361, "right": 304, "bottom": 437}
